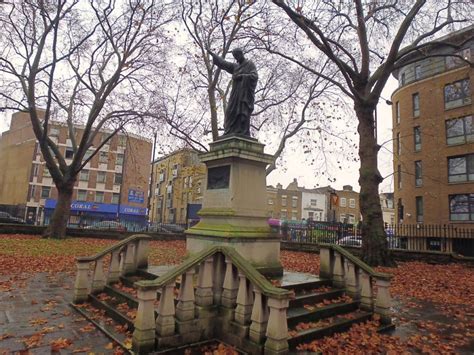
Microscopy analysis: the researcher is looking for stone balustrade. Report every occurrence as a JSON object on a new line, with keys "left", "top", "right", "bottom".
{"left": 72, "top": 234, "right": 151, "bottom": 303}
{"left": 132, "top": 246, "right": 291, "bottom": 355}
{"left": 319, "top": 243, "right": 393, "bottom": 323}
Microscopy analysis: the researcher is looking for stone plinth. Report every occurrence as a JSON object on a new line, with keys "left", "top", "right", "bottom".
{"left": 186, "top": 135, "right": 283, "bottom": 276}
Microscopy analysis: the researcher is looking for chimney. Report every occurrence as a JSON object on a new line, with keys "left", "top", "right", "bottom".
{"left": 343, "top": 185, "right": 353, "bottom": 191}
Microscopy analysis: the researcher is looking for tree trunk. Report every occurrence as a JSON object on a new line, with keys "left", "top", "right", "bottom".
{"left": 355, "top": 102, "right": 396, "bottom": 267}
{"left": 208, "top": 87, "right": 219, "bottom": 141}
{"left": 43, "top": 179, "right": 75, "bottom": 239}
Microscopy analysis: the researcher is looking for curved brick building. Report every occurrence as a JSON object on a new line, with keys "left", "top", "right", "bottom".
{"left": 391, "top": 25, "right": 473, "bottom": 227}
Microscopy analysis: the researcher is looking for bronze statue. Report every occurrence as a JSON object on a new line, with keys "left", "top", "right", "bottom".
{"left": 208, "top": 48, "right": 258, "bottom": 137}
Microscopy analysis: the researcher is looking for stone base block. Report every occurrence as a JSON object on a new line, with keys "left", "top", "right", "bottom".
{"left": 187, "top": 235, "right": 283, "bottom": 276}
{"left": 230, "top": 320, "right": 250, "bottom": 339}
{"left": 156, "top": 334, "right": 181, "bottom": 348}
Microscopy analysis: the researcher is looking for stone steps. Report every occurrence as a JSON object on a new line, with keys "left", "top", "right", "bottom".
{"left": 73, "top": 269, "right": 388, "bottom": 354}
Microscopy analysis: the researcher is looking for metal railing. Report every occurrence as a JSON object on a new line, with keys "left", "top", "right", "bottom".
{"left": 280, "top": 222, "right": 474, "bottom": 257}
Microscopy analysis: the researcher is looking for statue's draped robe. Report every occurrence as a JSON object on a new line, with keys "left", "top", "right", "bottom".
{"left": 213, "top": 56, "right": 258, "bottom": 136}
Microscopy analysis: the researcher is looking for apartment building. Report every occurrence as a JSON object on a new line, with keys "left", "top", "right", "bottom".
{"left": 0, "top": 111, "right": 152, "bottom": 228}
{"left": 149, "top": 148, "right": 206, "bottom": 224}
{"left": 392, "top": 25, "right": 473, "bottom": 226}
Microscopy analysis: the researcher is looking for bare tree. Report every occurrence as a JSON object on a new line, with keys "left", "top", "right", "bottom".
{"left": 178, "top": 0, "right": 352, "bottom": 177}
{"left": 270, "top": 0, "right": 471, "bottom": 266}
{"left": 0, "top": 0, "right": 172, "bottom": 238}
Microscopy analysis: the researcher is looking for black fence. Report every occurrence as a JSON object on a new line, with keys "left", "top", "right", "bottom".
{"left": 281, "top": 222, "right": 474, "bottom": 257}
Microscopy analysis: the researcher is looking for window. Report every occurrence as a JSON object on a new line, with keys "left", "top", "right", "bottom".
{"left": 116, "top": 153, "right": 124, "bottom": 166}
{"left": 114, "top": 173, "right": 123, "bottom": 184}
{"left": 310, "top": 199, "right": 317, "bottom": 206}
{"left": 84, "top": 150, "right": 93, "bottom": 161}
{"left": 415, "top": 161, "right": 422, "bottom": 187}
{"left": 292, "top": 196, "right": 298, "bottom": 208}
{"left": 348, "top": 214, "right": 355, "bottom": 224}
{"left": 308, "top": 212, "right": 314, "bottom": 219}
{"left": 446, "top": 48, "right": 471, "bottom": 70}
{"left": 396, "top": 133, "right": 401, "bottom": 155}
{"left": 400, "top": 72, "right": 405, "bottom": 86}
{"left": 79, "top": 170, "right": 89, "bottom": 181}
{"left": 340, "top": 197, "right": 347, "bottom": 207}
{"left": 112, "top": 193, "right": 120, "bottom": 204}
{"left": 281, "top": 210, "right": 287, "bottom": 219}
{"left": 414, "top": 127, "right": 421, "bottom": 151}
{"left": 444, "top": 78, "right": 471, "bottom": 109}
{"left": 97, "top": 171, "right": 106, "bottom": 183}
{"left": 291, "top": 211, "right": 297, "bottom": 220}
{"left": 412, "top": 93, "right": 420, "bottom": 117}
{"left": 340, "top": 214, "right": 346, "bottom": 223}
{"left": 99, "top": 151, "right": 108, "bottom": 164}
{"left": 50, "top": 127, "right": 59, "bottom": 137}
{"left": 415, "top": 65, "right": 422, "bottom": 80}
{"left": 41, "top": 186, "right": 50, "bottom": 199}
{"left": 29, "top": 185, "right": 36, "bottom": 199}
{"left": 397, "top": 164, "right": 402, "bottom": 189}
{"left": 396, "top": 101, "right": 400, "bottom": 124}
{"left": 449, "top": 194, "right": 474, "bottom": 221}
{"left": 32, "top": 164, "right": 39, "bottom": 177}
{"left": 446, "top": 115, "right": 473, "bottom": 145}
{"left": 77, "top": 190, "right": 87, "bottom": 201}
{"left": 416, "top": 196, "right": 423, "bottom": 223}
{"left": 118, "top": 135, "right": 127, "bottom": 147}
{"left": 448, "top": 154, "right": 474, "bottom": 183}
{"left": 349, "top": 198, "right": 355, "bottom": 208}
{"left": 65, "top": 148, "right": 74, "bottom": 159}
{"left": 268, "top": 198, "right": 274, "bottom": 205}
{"left": 43, "top": 168, "right": 51, "bottom": 177}
{"left": 159, "top": 171, "right": 165, "bottom": 182}
{"left": 95, "top": 191, "right": 104, "bottom": 203}
{"left": 281, "top": 196, "right": 287, "bottom": 207}
{"left": 100, "top": 134, "right": 110, "bottom": 146}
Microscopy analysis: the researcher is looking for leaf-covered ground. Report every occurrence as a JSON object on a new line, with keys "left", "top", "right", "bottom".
{"left": 0, "top": 235, "right": 473, "bottom": 353}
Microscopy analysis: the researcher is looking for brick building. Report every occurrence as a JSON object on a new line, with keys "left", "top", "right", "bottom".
{"left": 0, "top": 111, "right": 152, "bottom": 228}
{"left": 149, "top": 148, "right": 206, "bottom": 224}
{"left": 333, "top": 185, "right": 361, "bottom": 224}
{"left": 266, "top": 179, "right": 302, "bottom": 221}
{"left": 392, "top": 25, "right": 473, "bottom": 226}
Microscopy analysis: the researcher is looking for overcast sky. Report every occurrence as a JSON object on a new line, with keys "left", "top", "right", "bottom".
{"left": 0, "top": 76, "right": 397, "bottom": 194}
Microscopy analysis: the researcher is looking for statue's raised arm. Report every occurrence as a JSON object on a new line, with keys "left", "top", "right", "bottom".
{"left": 208, "top": 48, "right": 258, "bottom": 137}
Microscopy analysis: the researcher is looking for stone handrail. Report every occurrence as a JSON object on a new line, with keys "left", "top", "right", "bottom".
{"left": 132, "top": 245, "right": 291, "bottom": 354}
{"left": 319, "top": 243, "right": 392, "bottom": 324}
{"left": 73, "top": 234, "right": 151, "bottom": 303}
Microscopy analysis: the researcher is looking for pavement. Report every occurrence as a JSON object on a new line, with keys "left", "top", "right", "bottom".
{"left": 0, "top": 273, "right": 114, "bottom": 354}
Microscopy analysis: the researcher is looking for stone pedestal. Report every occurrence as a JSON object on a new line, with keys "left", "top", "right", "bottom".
{"left": 186, "top": 135, "right": 283, "bottom": 276}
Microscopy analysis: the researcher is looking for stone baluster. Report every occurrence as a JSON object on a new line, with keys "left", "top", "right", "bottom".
{"left": 176, "top": 269, "right": 196, "bottom": 322}
{"left": 73, "top": 261, "right": 90, "bottom": 303}
{"left": 122, "top": 243, "right": 136, "bottom": 276}
{"left": 235, "top": 272, "right": 254, "bottom": 327}
{"left": 135, "top": 238, "right": 150, "bottom": 269}
{"left": 344, "top": 260, "right": 359, "bottom": 299}
{"left": 221, "top": 257, "right": 239, "bottom": 324}
{"left": 359, "top": 269, "right": 373, "bottom": 310}
{"left": 319, "top": 246, "right": 332, "bottom": 279}
{"left": 133, "top": 286, "right": 158, "bottom": 353}
{"left": 195, "top": 257, "right": 214, "bottom": 307}
{"left": 249, "top": 288, "right": 268, "bottom": 344}
{"left": 107, "top": 250, "right": 121, "bottom": 284}
{"left": 156, "top": 282, "right": 176, "bottom": 337}
{"left": 91, "top": 258, "right": 106, "bottom": 294}
{"left": 212, "top": 253, "right": 225, "bottom": 305}
{"left": 264, "top": 297, "right": 289, "bottom": 355}
{"left": 332, "top": 252, "right": 345, "bottom": 288}
{"left": 374, "top": 277, "right": 391, "bottom": 324}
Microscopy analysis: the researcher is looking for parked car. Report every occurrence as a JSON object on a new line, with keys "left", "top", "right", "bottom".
{"left": 338, "top": 235, "right": 362, "bottom": 247}
{"left": 85, "top": 221, "right": 127, "bottom": 231}
{"left": 0, "top": 211, "right": 26, "bottom": 224}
